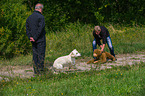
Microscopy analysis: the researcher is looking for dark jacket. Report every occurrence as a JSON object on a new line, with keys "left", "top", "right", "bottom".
{"left": 93, "top": 26, "right": 110, "bottom": 46}
{"left": 26, "top": 10, "right": 46, "bottom": 43}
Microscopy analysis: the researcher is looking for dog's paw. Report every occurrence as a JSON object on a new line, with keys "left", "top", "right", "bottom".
{"left": 93, "top": 61, "right": 98, "bottom": 63}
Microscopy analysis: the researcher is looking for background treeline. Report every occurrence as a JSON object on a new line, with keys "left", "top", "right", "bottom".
{"left": 24, "top": 0, "right": 145, "bottom": 28}
{"left": 0, "top": 0, "right": 145, "bottom": 58}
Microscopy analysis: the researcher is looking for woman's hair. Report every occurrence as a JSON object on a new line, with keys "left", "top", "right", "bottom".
{"left": 94, "top": 26, "right": 101, "bottom": 31}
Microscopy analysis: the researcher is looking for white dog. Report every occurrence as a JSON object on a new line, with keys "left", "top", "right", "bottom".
{"left": 53, "top": 49, "right": 81, "bottom": 69}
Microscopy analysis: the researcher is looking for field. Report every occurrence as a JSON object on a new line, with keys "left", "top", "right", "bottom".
{"left": 1, "top": 62, "right": 145, "bottom": 96}
{"left": 1, "top": 23, "right": 145, "bottom": 96}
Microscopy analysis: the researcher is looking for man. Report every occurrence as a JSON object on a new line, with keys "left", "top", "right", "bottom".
{"left": 92, "top": 26, "right": 116, "bottom": 59}
{"left": 26, "top": 3, "right": 46, "bottom": 75}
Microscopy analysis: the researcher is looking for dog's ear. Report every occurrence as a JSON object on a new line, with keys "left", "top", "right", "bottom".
{"left": 70, "top": 49, "right": 81, "bottom": 57}
{"left": 94, "top": 49, "right": 101, "bottom": 55}
{"left": 72, "top": 49, "right": 77, "bottom": 52}
{"left": 93, "top": 49, "right": 102, "bottom": 57}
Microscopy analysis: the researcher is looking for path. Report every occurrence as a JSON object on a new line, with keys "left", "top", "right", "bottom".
{"left": 0, "top": 52, "right": 145, "bottom": 81}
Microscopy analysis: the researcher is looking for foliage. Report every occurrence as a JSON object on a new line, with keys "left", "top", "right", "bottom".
{"left": 1, "top": 0, "right": 145, "bottom": 58}
{"left": 23, "top": 0, "right": 70, "bottom": 30}
{"left": 23, "top": 0, "right": 145, "bottom": 26}
{"left": 0, "top": 0, "right": 32, "bottom": 58}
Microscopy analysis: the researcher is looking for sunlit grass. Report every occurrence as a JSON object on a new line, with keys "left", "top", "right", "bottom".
{"left": 0, "top": 54, "right": 32, "bottom": 67}
{"left": 44, "top": 23, "right": 145, "bottom": 62}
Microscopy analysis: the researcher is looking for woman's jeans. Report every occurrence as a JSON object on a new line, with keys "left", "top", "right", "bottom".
{"left": 92, "top": 36, "right": 115, "bottom": 57}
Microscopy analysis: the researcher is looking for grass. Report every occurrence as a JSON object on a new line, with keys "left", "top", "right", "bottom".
{"left": 1, "top": 23, "right": 145, "bottom": 63}
{"left": 45, "top": 23, "right": 145, "bottom": 62}
{"left": 1, "top": 62, "right": 145, "bottom": 96}
{"left": 0, "top": 54, "right": 32, "bottom": 68}
{"left": 1, "top": 23, "right": 145, "bottom": 95}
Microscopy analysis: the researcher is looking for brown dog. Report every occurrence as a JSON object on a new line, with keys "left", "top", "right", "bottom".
{"left": 87, "top": 49, "right": 115, "bottom": 64}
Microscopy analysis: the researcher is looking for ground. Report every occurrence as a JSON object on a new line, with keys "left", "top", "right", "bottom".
{"left": 1, "top": 51, "right": 145, "bottom": 81}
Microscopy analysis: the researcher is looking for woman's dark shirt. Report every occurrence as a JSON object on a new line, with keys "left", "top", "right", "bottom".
{"left": 93, "top": 26, "right": 110, "bottom": 46}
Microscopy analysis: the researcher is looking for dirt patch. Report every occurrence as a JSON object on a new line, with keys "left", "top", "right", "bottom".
{"left": 0, "top": 52, "right": 145, "bottom": 81}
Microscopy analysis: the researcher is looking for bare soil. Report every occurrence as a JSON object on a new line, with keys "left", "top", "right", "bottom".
{"left": 1, "top": 52, "right": 145, "bottom": 81}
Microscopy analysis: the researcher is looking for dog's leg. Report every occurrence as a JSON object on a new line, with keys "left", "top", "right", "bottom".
{"left": 55, "top": 64, "right": 63, "bottom": 69}
{"left": 101, "top": 53, "right": 107, "bottom": 63}
{"left": 71, "top": 58, "right": 75, "bottom": 65}
{"left": 105, "top": 52, "right": 115, "bottom": 61}
{"left": 87, "top": 59, "right": 95, "bottom": 64}
{"left": 94, "top": 60, "right": 98, "bottom": 63}
{"left": 69, "top": 58, "right": 77, "bottom": 69}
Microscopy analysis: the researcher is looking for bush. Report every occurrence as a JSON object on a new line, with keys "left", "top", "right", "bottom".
{"left": 0, "top": 0, "right": 32, "bottom": 58}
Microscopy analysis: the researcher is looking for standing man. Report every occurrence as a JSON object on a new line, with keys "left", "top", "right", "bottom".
{"left": 26, "top": 3, "right": 46, "bottom": 75}
{"left": 92, "top": 26, "right": 116, "bottom": 59}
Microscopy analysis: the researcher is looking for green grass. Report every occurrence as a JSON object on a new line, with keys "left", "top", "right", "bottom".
{"left": 45, "top": 23, "right": 145, "bottom": 62}
{"left": 1, "top": 23, "right": 145, "bottom": 63}
{"left": 1, "top": 62, "right": 145, "bottom": 96}
{"left": 0, "top": 54, "right": 32, "bottom": 67}
{"left": 1, "top": 23, "right": 145, "bottom": 96}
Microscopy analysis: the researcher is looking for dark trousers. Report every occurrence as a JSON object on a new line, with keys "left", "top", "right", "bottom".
{"left": 32, "top": 41, "right": 46, "bottom": 74}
